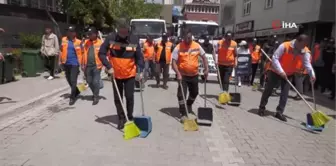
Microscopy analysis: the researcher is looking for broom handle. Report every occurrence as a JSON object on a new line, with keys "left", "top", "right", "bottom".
{"left": 179, "top": 81, "right": 189, "bottom": 117}
{"left": 112, "top": 76, "right": 130, "bottom": 122}
{"left": 139, "top": 79, "right": 145, "bottom": 116}
{"left": 311, "top": 82, "right": 317, "bottom": 110}
{"left": 212, "top": 41, "right": 223, "bottom": 91}
{"left": 260, "top": 49, "right": 316, "bottom": 112}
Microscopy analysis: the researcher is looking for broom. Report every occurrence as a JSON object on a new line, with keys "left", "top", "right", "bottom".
{"left": 112, "top": 76, "right": 140, "bottom": 140}
{"left": 260, "top": 49, "right": 331, "bottom": 127}
{"left": 179, "top": 81, "right": 198, "bottom": 131}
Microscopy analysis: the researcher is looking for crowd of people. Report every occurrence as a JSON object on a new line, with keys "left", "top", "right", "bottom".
{"left": 1, "top": 20, "right": 335, "bottom": 129}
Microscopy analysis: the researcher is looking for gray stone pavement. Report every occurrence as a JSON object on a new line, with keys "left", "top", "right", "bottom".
{"left": 0, "top": 77, "right": 335, "bottom": 166}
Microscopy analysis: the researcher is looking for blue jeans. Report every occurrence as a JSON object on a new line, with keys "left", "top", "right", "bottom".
{"left": 144, "top": 60, "right": 155, "bottom": 81}
{"left": 85, "top": 66, "right": 101, "bottom": 97}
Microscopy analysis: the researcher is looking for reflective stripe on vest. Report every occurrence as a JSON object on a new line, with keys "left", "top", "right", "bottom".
{"left": 60, "top": 37, "right": 82, "bottom": 65}
{"left": 82, "top": 39, "right": 103, "bottom": 69}
{"left": 177, "top": 41, "right": 200, "bottom": 76}
{"left": 217, "top": 39, "right": 237, "bottom": 66}
{"left": 108, "top": 41, "right": 137, "bottom": 79}
{"left": 155, "top": 41, "right": 173, "bottom": 64}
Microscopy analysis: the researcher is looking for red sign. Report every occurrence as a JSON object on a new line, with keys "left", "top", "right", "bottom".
{"left": 272, "top": 20, "right": 282, "bottom": 29}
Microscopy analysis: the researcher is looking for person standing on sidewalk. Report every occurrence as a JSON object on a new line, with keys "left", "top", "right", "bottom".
{"left": 312, "top": 38, "right": 327, "bottom": 90}
{"left": 0, "top": 28, "right": 4, "bottom": 61}
{"left": 59, "top": 26, "right": 83, "bottom": 105}
{"left": 143, "top": 35, "right": 155, "bottom": 81}
{"left": 154, "top": 32, "right": 173, "bottom": 89}
{"left": 98, "top": 19, "right": 144, "bottom": 129}
{"left": 172, "top": 29, "right": 209, "bottom": 121}
{"left": 82, "top": 27, "right": 103, "bottom": 105}
{"left": 236, "top": 40, "right": 252, "bottom": 87}
{"left": 249, "top": 38, "right": 261, "bottom": 85}
{"left": 259, "top": 35, "right": 277, "bottom": 90}
{"left": 214, "top": 31, "right": 237, "bottom": 92}
{"left": 258, "top": 34, "right": 315, "bottom": 122}
{"left": 40, "top": 26, "right": 59, "bottom": 80}
{"left": 322, "top": 38, "right": 335, "bottom": 95}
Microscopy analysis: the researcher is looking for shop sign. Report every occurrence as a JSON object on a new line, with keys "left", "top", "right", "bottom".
{"left": 235, "top": 21, "right": 254, "bottom": 33}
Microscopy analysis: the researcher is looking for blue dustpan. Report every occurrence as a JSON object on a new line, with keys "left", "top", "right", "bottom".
{"left": 306, "top": 113, "right": 324, "bottom": 132}
{"left": 134, "top": 80, "right": 152, "bottom": 138}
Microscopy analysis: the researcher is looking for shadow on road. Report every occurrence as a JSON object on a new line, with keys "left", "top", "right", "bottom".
{"left": 79, "top": 95, "right": 107, "bottom": 101}
{"left": 0, "top": 97, "right": 16, "bottom": 104}
{"left": 159, "top": 107, "right": 181, "bottom": 122}
{"left": 247, "top": 108, "right": 274, "bottom": 117}
{"left": 60, "top": 93, "right": 71, "bottom": 99}
{"left": 94, "top": 115, "right": 121, "bottom": 131}
{"left": 47, "top": 105, "right": 75, "bottom": 113}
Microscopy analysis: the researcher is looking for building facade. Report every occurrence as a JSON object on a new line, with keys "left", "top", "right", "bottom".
{"left": 1, "top": 0, "right": 61, "bottom": 12}
{"left": 234, "top": 0, "right": 335, "bottom": 45}
{"left": 183, "top": 0, "right": 220, "bottom": 23}
{"left": 219, "top": 0, "right": 235, "bottom": 33}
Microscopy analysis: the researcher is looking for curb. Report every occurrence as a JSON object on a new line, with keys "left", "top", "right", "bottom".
{"left": 0, "top": 86, "right": 69, "bottom": 120}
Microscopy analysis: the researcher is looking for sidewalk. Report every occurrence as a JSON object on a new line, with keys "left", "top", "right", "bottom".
{"left": 0, "top": 72, "right": 68, "bottom": 117}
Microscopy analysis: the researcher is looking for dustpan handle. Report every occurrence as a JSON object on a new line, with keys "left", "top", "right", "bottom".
{"left": 216, "top": 64, "right": 223, "bottom": 91}
{"left": 234, "top": 68, "right": 237, "bottom": 93}
{"left": 139, "top": 79, "right": 145, "bottom": 116}
{"left": 112, "top": 76, "right": 129, "bottom": 122}
{"left": 179, "top": 81, "right": 189, "bottom": 116}
{"left": 204, "top": 79, "right": 207, "bottom": 107}
{"left": 311, "top": 82, "right": 317, "bottom": 110}
{"left": 260, "top": 49, "right": 315, "bottom": 112}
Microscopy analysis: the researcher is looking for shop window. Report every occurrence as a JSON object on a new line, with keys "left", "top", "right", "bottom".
{"left": 265, "top": 0, "right": 273, "bottom": 9}
{"left": 243, "top": 0, "right": 251, "bottom": 16}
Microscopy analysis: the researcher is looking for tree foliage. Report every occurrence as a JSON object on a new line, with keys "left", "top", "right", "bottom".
{"left": 62, "top": 0, "right": 163, "bottom": 29}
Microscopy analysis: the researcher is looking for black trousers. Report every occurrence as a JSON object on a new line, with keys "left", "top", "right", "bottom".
{"left": 250, "top": 63, "right": 259, "bottom": 85}
{"left": 259, "top": 61, "right": 266, "bottom": 87}
{"left": 313, "top": 66, "right": 324, "bottom": 90}
{"left": 44, "top": 56, "right": 56, "bottom": 77}
{"left": 112, "top": 77, "right": 135, "bottom": 121}
{"left": 330, "top": 73, "right": 335, "bottom": 98}
{"left": 259, "top": 71, "right": 293, "bottom": 114}
{"left": 218, "top": 65, "right": 233, "bottom": 91}
{"left": 155, "top": 62, "right": 169, "bottom": 85}
{"left": 85, "top": 66, "right": 101, "bottom": 97}
{"left": 177, "top": 75, "right": 199, "bottom": 115}
{"left": 64, "top": 64, "right": 80, "bottom": 99}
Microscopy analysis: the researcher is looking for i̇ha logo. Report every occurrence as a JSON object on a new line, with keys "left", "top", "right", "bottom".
{"left": 272, "top": 20, "right": 298, "bottom": 29}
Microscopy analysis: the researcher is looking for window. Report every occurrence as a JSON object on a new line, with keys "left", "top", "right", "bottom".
{"left": 243, "top": 0, "right": 251, "bottom": 16}
{"left": 265, "top": 0, "right": 273, "bottom": 9}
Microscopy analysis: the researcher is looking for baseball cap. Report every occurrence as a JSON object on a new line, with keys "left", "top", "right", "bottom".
{"left": 239, "top": 40, "right": 247, "bottom": 46}
{"left": 87, "top": 27, "right": 97, "bottom": 34}
{"left": 162, "top": 32, "right": 167, "bottom": 36}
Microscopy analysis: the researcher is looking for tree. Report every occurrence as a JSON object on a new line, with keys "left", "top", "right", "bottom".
{"left": 60, "top": 0, "right": 163, "bottom": 29}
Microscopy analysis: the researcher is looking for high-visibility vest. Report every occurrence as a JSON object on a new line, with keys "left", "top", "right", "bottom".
{"left": 176, "top": 41, "right": 201, "bottom": 76}
{"left": 155, "top": 41, "right": 173, "bottom": 64}
{"left": 143, "top": 41, "right": 154, "bottom": 60}
{"left": 271, "top": 41, "right": 310, "bottom": 76}
{"left": 313, "top": 44, "right": 320, "bottom": 62}
{"left": 249, "top": 44, "right": 261, "bottom": 64}
{"left": 108, "top": 41, "right": 137, "bottom": 79}
{"left": 217, "top": 39, "right": 237, "bottom": 66}
{"left": 82, "top": 39, "right": 103, "bottom": 69}
{"left": 60, "top": 37, "right": 82, "bottom": 65}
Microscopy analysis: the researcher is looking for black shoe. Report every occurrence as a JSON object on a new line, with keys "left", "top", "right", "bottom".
{"left": 117, "top": 119, "right": 126, "bottom": 130}
{"left": 293, "top": 95, "right": 301, "bottom": 100}
{"left": 69, "top": 98, "right": 76, "bottom": 105}
{"left": 92, "top": 97, "right": 99, "bottom": 105}
{"left": 155, "top": 83, "right": 160, "bottom": 88}
{"left": 162, "top": 85, "right": 168, "bottom": 90}
{"left": 258, "top": 108, "right": 265, "bottom": 116}
{"left": 187, "top": 105, "right": 195, "bottom": 114}
{"left": 275, "top": 112, "right": 287, "bottom": 122}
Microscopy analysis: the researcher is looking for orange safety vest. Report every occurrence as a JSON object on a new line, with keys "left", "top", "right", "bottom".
{"left": 313, "top": 44, "right": 320, "bottom": 62}
{"left": 82, "top": 39, "right": 103, "bottom": 69}
{"left": 155, "top": 41, "right": 173, "bottom": 64}
{"left": 176, "top": 41, "right": 201, "bottom": 76}
{"left": 60, "top": 37, "right": 82, "bottom": 65}
{"left": 143, "top": 41, "right": 155, "bottom": 61}
{"left": 250, "top": 45, "right": 261, "bottom": 64}
{"left": 217, "top": 39, "right": 237, "bottom": 66}
{"left": 108, "top": 41, "right": 137, "bottom": 79}
{"left": 271, "top": 41, "right": 310, "bottom": 76}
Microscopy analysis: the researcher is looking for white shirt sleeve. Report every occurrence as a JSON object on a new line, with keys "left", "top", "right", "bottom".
{"left": 198, "top": 44, "right": 206, "bottom": 56}
{"left": 271, "top": 43, "right": 285, "bottom": 74}
{"left": 303, "top": 52, "right": 315, "bottom": 77}
{"left": 172, "top": 45, "right": 179, "bottom": 61}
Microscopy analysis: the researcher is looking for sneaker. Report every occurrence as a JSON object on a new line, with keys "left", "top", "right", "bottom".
{"left": 238, "top": 81, "right": 242, "bottom": 87}
{"left": 275, "top": 112, "right": 287, "bottom": 122}
{"left": 92, "top": 96, "right": 99, "bottom": 105}
{"left": 47, "top": 76, "right": 54, "bottom": 80}
{"left": 117, "top": 119, "right": 126, "bottom": 130}
{"left": 69, "top": 98, "right": 76, "bottom": 105}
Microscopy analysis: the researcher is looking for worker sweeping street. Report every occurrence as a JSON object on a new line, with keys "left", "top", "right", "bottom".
{"left": 98, "top": 19, "right": 144, "bottom": 130}
{"left": 82, "top": 27, "right": 103, "bottom": 105}
{"left": 258, "top": 34, "right": 316, "bottom": 122}
{"left": 143, "top": 35, "right": 155, "bottom": 81}
{"left": 214, "top": 31, "right": 237, "bottom": 92}
{"left": 59, "top": 26, "right": 83, "bottom": 105}
{"left": 154, "top": 32, "right": 173, "bottom": 89}
{"left": 171, "top": 29, "right": 209, "bottom": 122}
{"left": 249, "top": 38, "right": 261, "bottom": 86}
